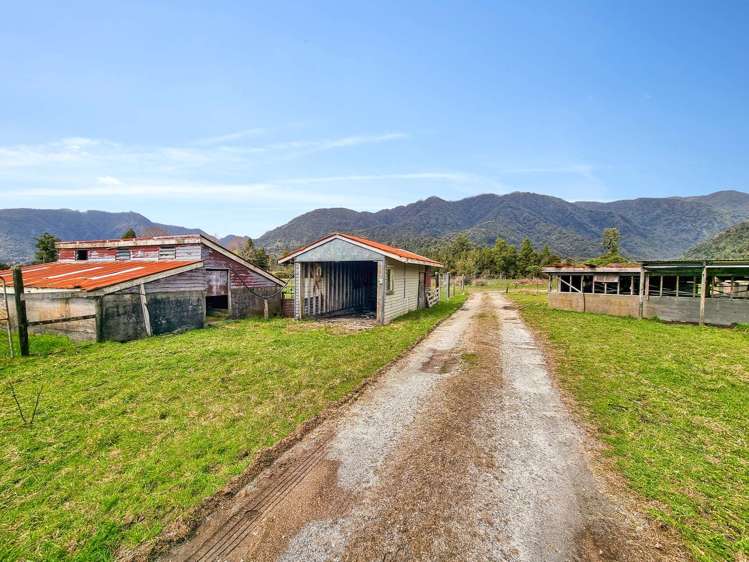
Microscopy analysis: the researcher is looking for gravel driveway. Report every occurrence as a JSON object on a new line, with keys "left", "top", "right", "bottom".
{"left": 164, "top": 292, "right": 685, "bottom": 562}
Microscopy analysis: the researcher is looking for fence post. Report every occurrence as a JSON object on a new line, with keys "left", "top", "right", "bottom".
{"left": 12, "top": 267, "right": 29, "bottom": 357}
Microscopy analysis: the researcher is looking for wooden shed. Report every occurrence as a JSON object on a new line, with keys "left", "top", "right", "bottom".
{"left": 278, "top": 233, "right": 443, "bottom": 324}
{"left": 1, "top": 235, "right": 284, "bottom": 342}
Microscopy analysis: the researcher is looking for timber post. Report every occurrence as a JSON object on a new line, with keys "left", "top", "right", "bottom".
{"left": 139, "top": 283, "right": 152, "bottom": 337}
{"left": 94, "top": 296, "right": 104, "bottom": 343}
{"left": 699, "top": 264, "right": 708, "bottom": 326}
{"left": 638, "top": 270, "right": 645, "bottom": 319}
{"left": 12, "top": 267, "right": 29, "bottom": 356}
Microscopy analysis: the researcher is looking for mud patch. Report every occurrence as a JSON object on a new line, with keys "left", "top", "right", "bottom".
{"left": 420, "top": 349, "right": 459, "bottom": 373}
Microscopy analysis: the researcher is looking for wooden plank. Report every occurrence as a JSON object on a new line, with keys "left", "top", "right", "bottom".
{"left": 95, "top": 297, "right": 104, "bottom": 342}
{"left": 28, "top": 314, "right": 97, "bottom": 327}
{"left": 139, "top": 283, "right": 152, "bottom": 336}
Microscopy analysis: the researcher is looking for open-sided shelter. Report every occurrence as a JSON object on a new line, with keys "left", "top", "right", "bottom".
{"left": 543, "top": 260, "right": 749, "bottom": 326}
{"left": 278, "top": 233, "right": 443, "bottom": 324}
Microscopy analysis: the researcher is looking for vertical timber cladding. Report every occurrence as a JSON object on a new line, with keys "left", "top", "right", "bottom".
{"left": 293, "top": 237, "right": 385, "bottom": 320}
{"left": 200, "top": 246, "right": 282, "bottom": 318}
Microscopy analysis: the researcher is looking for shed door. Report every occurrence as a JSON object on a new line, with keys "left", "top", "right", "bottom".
{"left": 206, "top": 269, "right": 229, "bottom": 296}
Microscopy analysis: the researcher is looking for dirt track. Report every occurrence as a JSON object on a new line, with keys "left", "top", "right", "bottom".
{"left": 164, "top": 292, "right": 686, "bottom": 562}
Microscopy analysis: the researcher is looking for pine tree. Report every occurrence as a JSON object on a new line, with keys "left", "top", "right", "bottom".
{"left": 517, "top": 238, "right": 537, "bottom": 278}
{"left": 121, "top": 228, "right": 137, "bottom": 239}
{"left": 34, "top": 232, "right": 59, "bottom": 263}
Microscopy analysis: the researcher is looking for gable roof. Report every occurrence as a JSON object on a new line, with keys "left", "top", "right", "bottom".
{"left": 0, "top": 261, "right": 202, "bottom": 293}
{"left": 56, "top": 234, "right": 284, "bottom": 287}
{"left": 278, "top": 232, "right": 442, "bottom": 267}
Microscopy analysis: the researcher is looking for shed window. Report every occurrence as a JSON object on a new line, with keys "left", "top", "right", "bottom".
{"left": 116, "top": 249, "right": 130, "bottom": 261}
{"left": 386, "top": 267, "right": 395, "bottom": 294}
{"left": 159, "top": 246, "right": 176, "bottom": 260}
{"left": 76, "top": 249, "right": 88, "bottom": 261}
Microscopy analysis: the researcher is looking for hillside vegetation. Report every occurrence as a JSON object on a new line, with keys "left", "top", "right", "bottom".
{"left": 684, "top": 221, "right": 749, "bottom": 259}
{"left": 510, "top": 294, "right": 749, "bottom": 562}
{"left": 0, "top": 297, "right": 465, "bottom": 560}
{"left": 3, "top": 191, "right": 749, "bottom": 263}
{"left": 258, "top": 190, "right": 749, "bottom": 260}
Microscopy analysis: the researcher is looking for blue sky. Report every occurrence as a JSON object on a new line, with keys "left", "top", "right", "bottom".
{"left": 1, "top": 1, "right": 748, "bottom": 237}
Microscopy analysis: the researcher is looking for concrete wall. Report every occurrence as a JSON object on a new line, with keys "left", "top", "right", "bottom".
{"left": 4, "top": 293, "right": 97, "bottom": 341}
{"left": 548, "top": 293, "right": 640, "bottom": 318}
{"left": 100, "top": 290, "right": 206, "bottom": 342}
{"left": 548, "top": 292, "right": 749, "bottom": 326}
{"left": 644, "top": 296, "right": 749, "bottom": 327}
{"left": 383, "top": 259, "right": 422, "bottom": 323}
{"left": 230, "top": 286, "right": 282, "bottom": 319}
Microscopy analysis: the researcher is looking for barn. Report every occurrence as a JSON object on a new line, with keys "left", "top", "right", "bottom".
{"left": 1, "top": 235, "right": 284, "bottom": 342}
{"left": 278, "top": 233, "right": 443, "bottom": 324}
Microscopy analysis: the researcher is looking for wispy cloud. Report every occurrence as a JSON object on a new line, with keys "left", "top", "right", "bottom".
{"left": 0, "top": 132, "right": 409, "bottom": 170}
{"left": 220, "top": 132, "right": 408, "bottom": 158}
{"left": 8, "top": 170, "right": 481, "bottom": 200}
{"left": 499, "top": 163, "right": 597, "bottom": 181}
{"left": 191, "top": 128, "right": 267, "bottom": 146}
{"left": 281, "top": 171, "right": 476, "bottom": 184}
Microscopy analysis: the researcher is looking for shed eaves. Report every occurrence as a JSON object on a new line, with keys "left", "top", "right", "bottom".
{"left": 280, "top": 232, "right": 443, "bottom": 267}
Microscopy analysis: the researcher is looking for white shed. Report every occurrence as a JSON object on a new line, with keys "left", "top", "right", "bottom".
{"left": 278, "top": 233, "right": 443, "bottom": 324}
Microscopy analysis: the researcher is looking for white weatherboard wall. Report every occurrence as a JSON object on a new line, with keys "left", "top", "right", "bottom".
{"left": 383, "top": 258, "right": 422, "bottom": 323}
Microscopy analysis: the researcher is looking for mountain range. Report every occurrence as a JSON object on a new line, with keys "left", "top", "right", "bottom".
{"left": 2, "top": 189, "right": 748, "bottom": 264}
{"left": 256, "top": 190, "right": 749, "bottom": 259}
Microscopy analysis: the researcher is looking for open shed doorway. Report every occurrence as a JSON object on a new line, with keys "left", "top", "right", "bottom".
{"left": 300, "top": 261, "right": 378, "bottom": 319}
{"left": 205, "top": 269, "right": 230, "bottom": 315}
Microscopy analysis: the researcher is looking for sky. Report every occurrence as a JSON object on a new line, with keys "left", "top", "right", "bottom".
{"left": 1, "top": 1, "right": 748, "bottom": 238}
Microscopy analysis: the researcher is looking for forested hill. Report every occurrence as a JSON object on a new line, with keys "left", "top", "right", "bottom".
{"left": 257, "top": 190, "right": 749, "bottom": 260}
{"left": 684, "top": 221, "right": 749, "bottom": 259}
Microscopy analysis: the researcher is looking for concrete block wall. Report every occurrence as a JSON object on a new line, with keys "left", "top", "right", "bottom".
{"left": 7, "top": 294, "right": 97, "bottom": 341}
{"left": 549, "top": 292, "right": 749, "bottom": 326}
{"left": 230, "top": 287, "right": 282, "bottom": 319}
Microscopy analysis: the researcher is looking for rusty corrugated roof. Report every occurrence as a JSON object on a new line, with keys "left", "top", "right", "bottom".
{"left": 280, "top": 232, "right": 443, "bottom": 267}
{"left": 0, "top": 261, "right": 200, "bottom": 292}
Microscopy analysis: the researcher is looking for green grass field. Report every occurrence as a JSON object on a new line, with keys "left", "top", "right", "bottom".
{"left": 467, "top": 277, "right": 547, "bottom": 293}
{"left": 0, "top": 295, "right": 465, "bottom": 561}
{"left": 509, "top": 293, "right": 748, "bottom": 562}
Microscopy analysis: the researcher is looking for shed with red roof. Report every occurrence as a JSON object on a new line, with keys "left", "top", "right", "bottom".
{"left": 278, "top": 233, "right": 443, "bottom": 324}
{"left": 1, "top": 235, "right": 284, "bottom": 342}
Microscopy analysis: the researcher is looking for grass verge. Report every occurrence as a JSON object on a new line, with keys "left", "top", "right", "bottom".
{"left": 0, "top": 295, "right": 466, "bottom": 561}
{"left": 508, "top": 293, "right": 748, "bottom": 562}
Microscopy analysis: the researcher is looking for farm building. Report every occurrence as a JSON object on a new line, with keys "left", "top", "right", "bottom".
{"left": 543, "top": 260, "right": 749, "bottom": 327}
{"left": 1, "top": 235, "right": 284, "bottom": 342}
{"left": 278, "top": 233, "right": 443, "bottom": 324}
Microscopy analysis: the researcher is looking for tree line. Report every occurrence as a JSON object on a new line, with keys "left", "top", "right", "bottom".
{"left": 422, "top": 233, "right": 561, "bottom": 278}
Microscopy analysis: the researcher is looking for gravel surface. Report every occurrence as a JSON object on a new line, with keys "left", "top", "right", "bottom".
{"left": 164, "top": 292, "right": 686, "bottom": 562}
